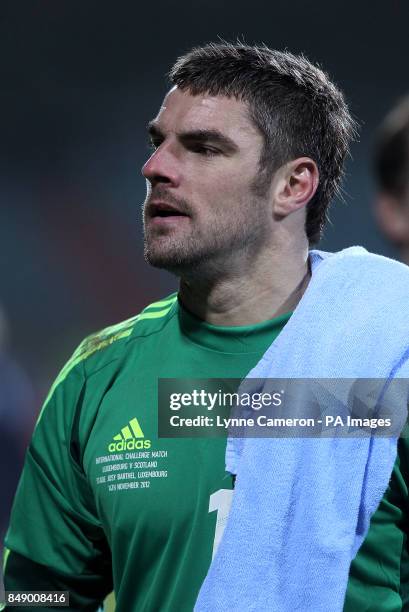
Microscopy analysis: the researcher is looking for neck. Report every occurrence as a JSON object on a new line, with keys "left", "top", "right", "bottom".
{"left": 178, "top": 239, "right": 310, "bottom": 326}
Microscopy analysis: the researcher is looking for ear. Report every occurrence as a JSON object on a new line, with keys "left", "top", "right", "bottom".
{"left": 375, "top": 193, "right": 409, "bottom": 244}
{"left": 272, "top": 157, "right": 319, "bottom": 217}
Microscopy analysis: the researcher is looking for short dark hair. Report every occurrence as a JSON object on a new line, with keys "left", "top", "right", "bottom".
{"left": 374, "top": 95, "right": 409, "bottom": 199}
{"left": 169, "top": 42, "right": 357, "bottom": 244}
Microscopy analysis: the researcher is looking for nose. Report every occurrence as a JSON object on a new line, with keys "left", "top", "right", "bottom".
{"left": 141, "top": 144, "right": 180, "bottom": 188}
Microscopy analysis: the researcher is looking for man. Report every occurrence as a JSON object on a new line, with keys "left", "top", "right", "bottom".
{"left": 2, "top": 43, "right": 406, "bottom": 611}
{"left": 374, "top": 95, "right": 409, "bottom": 265}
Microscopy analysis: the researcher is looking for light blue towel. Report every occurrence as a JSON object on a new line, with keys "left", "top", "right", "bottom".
{"left": 195, "top": 247, "right": 409, "bottom": 612}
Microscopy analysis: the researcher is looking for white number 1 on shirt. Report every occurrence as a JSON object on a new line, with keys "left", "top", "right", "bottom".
{"left": 209, "top": 489, "right": 234, "bottom": 559}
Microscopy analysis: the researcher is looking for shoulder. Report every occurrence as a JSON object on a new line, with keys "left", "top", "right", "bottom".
{"left": 311, "top": 246, "right": 409, "bottom": 289}
{"left": 37, "top": 293, "right": 178, "bottom": 423}
{"left": 71, "top": 292, "right": 178, "bottom": 373}
{"left": 84, "top": 293, "right": 176, "bottom": 356}
{"left": 312, "top": 246, "right": 408, "bottom": 270}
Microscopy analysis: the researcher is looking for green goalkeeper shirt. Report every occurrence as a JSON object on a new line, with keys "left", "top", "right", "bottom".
{"left": 3, "top": 294, "right": 409, "bottom": 611}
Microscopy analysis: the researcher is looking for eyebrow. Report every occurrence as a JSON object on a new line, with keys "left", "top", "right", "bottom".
{"left": 147, "top": 122, "right": 239, "bottom": 154}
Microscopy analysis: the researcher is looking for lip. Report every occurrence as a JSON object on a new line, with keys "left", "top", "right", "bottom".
{"left": 149, "top": 214, "right": 190, "bottom": 227}
{"left": 148, "top": 201, "right": 189, "bottom": 218}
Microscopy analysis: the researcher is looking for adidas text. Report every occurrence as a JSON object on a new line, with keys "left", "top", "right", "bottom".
{"left": 108, "top": 438, "right": 151, "bottom": 452}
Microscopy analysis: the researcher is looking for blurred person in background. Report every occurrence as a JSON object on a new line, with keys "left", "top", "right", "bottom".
{"left": 0, "top": 307, "right": 35, "bottom": 577}
{"left": 374, "top": 95, "right": 409, "bottom": 265}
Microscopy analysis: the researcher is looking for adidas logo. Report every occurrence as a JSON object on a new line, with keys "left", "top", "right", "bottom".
{"left": 108, "top": 417, "right": 151, "bottom": 452}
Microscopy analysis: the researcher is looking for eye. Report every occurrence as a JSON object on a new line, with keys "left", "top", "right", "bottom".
{"left": 190, "top": 144, "right": 220, "bottom": 157}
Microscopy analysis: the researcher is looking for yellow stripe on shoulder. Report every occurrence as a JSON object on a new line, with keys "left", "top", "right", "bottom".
{"left": 35, "top": 296, "right": 178, "bottom": 427}
{"left": 3, "top": 547, "right": 10, "bottom": 573}
{"left": 133, "top": 294, "right": 177, "bottom": 322}
{"left": 35, "top": 314, "right": 142, "bottom": 427}
{"left": 35, "top": 323, "right": 134, "bottom": 428}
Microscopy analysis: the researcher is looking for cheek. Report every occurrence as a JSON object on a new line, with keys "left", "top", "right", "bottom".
{"left": 194, "top": 170, "right": 254, "bottom": 203}
{"left": 181, "top": 160, "right": 259, "bottom": 220}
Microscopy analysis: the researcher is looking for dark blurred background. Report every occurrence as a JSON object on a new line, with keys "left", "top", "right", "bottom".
{"left": 1, "top": 0, "right": 408, "bottom": 573}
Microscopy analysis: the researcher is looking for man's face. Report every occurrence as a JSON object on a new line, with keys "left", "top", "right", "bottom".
{"left": 142, "top": 87, "right": 273, "bottom": 277}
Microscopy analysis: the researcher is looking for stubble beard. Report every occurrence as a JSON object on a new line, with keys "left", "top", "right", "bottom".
{"left": 143, "top": 179, "right": 271, "bottom": 279}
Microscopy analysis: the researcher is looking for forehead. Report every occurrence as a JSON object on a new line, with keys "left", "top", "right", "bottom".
{"left": 152, "top": 86, "right": 261, "bottom": 142}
